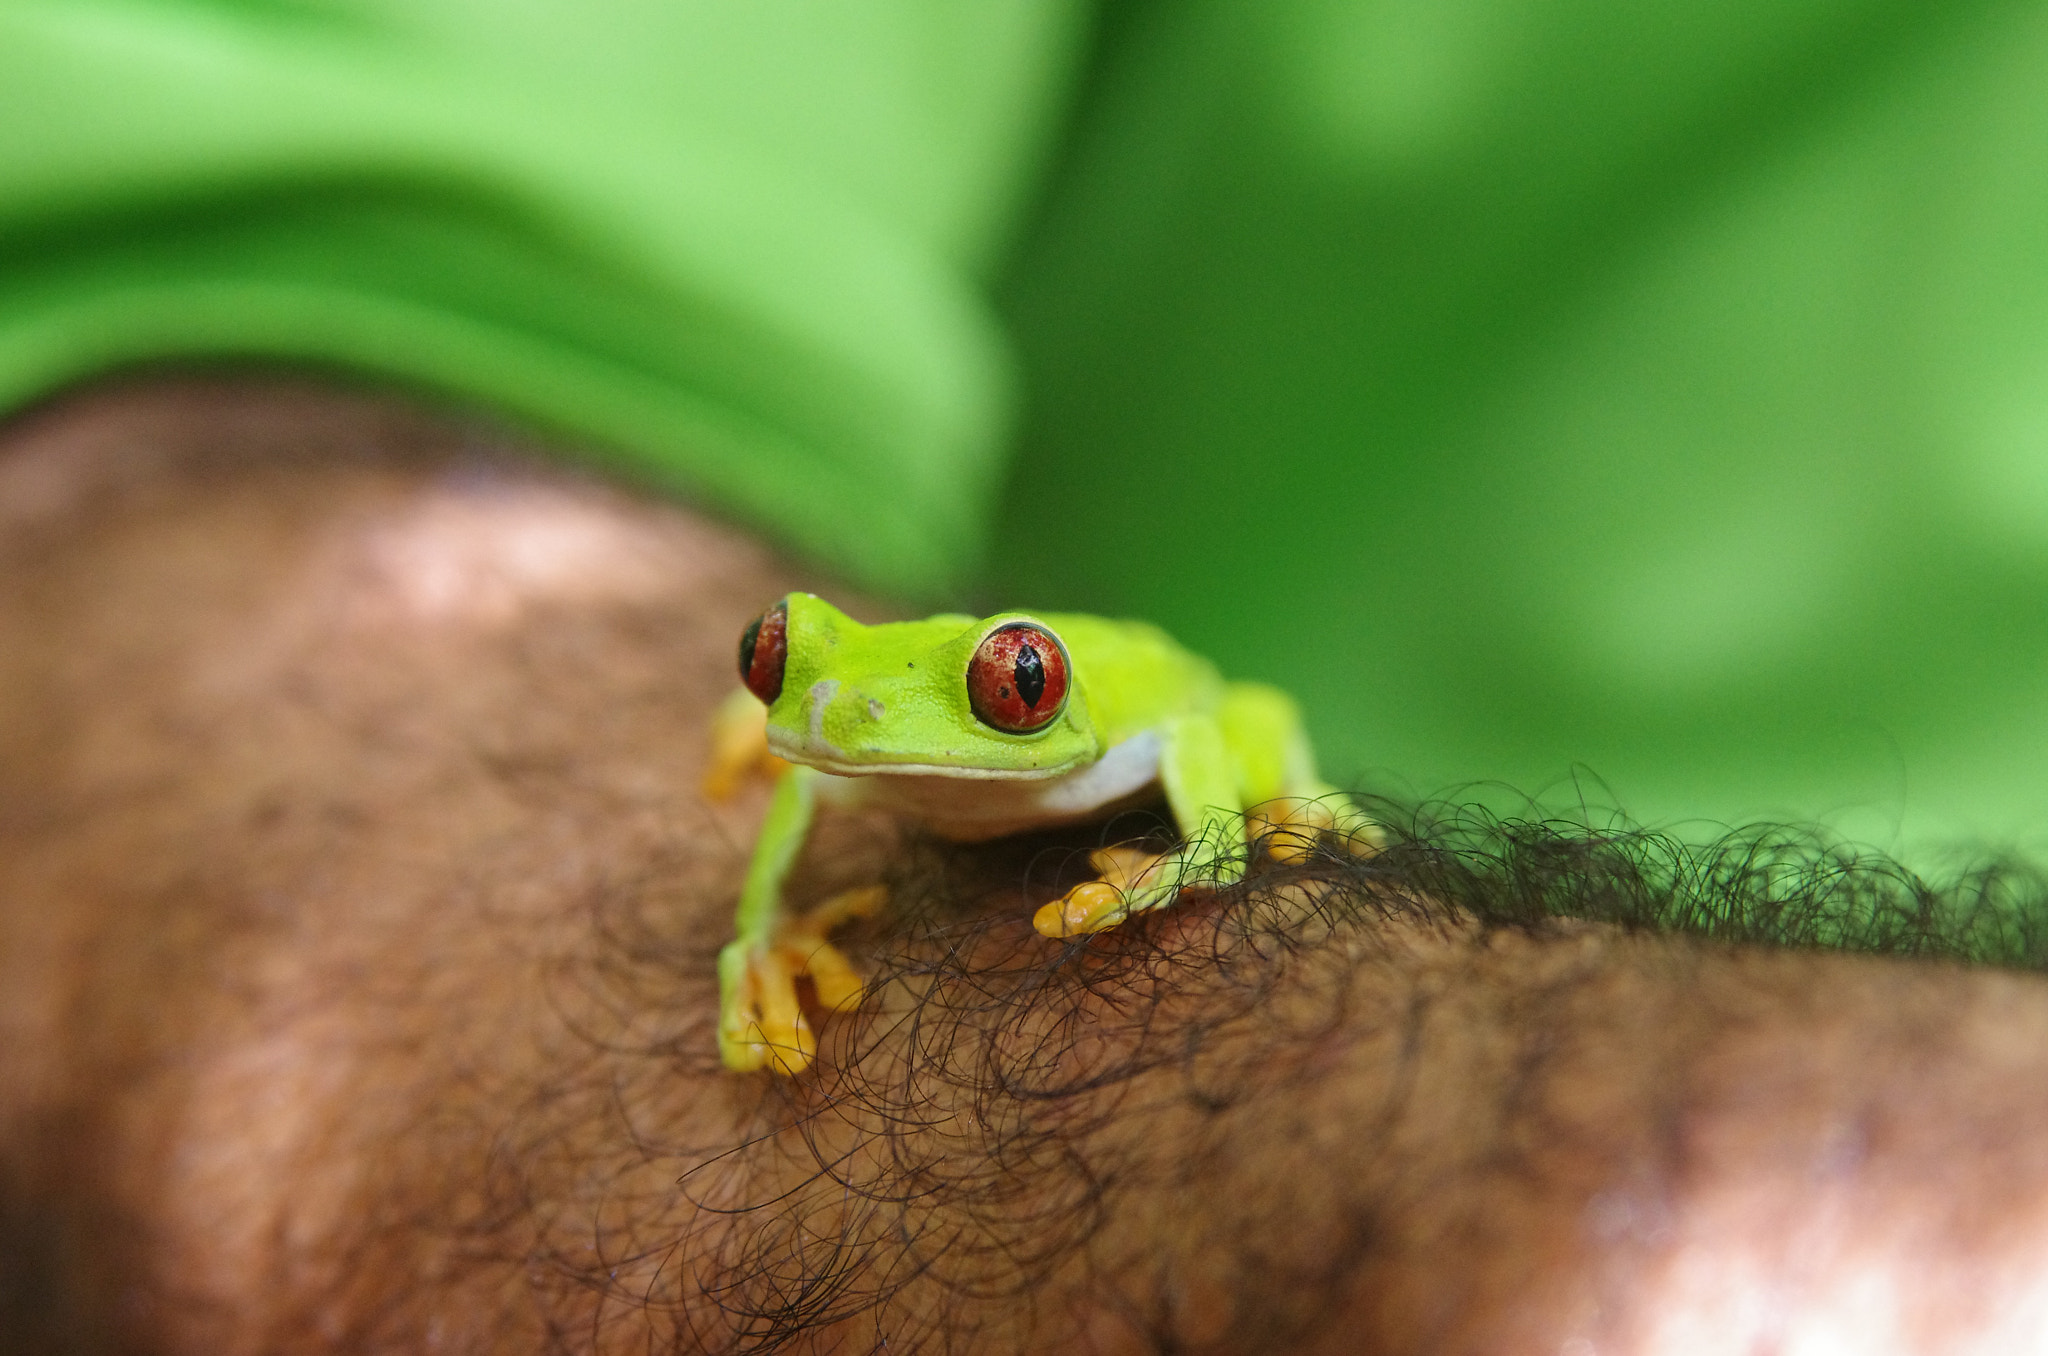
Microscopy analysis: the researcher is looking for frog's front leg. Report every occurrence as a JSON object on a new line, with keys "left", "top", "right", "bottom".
{"left": 717, "top": 765, "right": 872, "bottom": 1075}
{"left": 1216, "top": 681, "right": 1383, "bottom": 862}
{"left": 1034, "top": 714, "right": 1247, "bottom": 937}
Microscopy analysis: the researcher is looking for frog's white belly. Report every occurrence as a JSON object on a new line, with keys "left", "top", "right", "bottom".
{"left": 817, "top": 730, "right": 1162, "bottom": 841}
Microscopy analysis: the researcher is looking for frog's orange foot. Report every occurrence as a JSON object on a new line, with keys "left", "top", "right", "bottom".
{"left": 806, "top": 883, "right": 888, "bottom": 933}
{"left": 1249, "top": 800, "right": 1329, "bottom": 863}
{"left": 1033, "top": 846, "right": 1175, "bottom": 938}
{"left": 718, "top": 945, "right": 817, "bottom": 1076}
{"left": 778, "top": 926, "right": 867, "bottom": 1015}
{"left": 1344, "top": 816, "right": 1387, "bottom": 857}
{"left": 1087, "top": 845, "right": 1171, "bottom": 893}
{"left": 717, "top": 893, "right": 879, "bottom": 1075}
{"left": 1251, "top": 799, "right": 1385, "bottom": 863}
{"left": 1034, "top": 881, "right": 1129, "bottom": 937}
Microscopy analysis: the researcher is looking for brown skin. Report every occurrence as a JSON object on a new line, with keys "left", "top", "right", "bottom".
{"left": 4, "top": 378, "right": 2048, "bottom": 1355}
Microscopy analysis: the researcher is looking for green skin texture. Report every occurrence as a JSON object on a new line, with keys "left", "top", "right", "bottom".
{"left": 718, "top": 593, "right": 1348, "bottom": 1066}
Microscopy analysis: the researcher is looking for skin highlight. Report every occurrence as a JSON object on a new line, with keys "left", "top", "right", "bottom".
{"left": 5, "top": 378, "right": 2048, "bottom": 1353}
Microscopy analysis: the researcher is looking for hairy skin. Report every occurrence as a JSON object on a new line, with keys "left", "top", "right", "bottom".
{"left": 6, "top": 379, "right": 2048, "bottom": 1354}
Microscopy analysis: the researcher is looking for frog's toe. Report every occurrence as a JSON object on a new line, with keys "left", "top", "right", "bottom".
{"left": 1338, "top": 811, "right": 1387, "bottom": 856}
{"left": 1258, "top": 796, "right": 1391, "bottom": 864}
{"left": 782, "top": 933, "right": 865, "bottom": 1013}
{"left": 719, "top": 945, "right": 817, "bottom": 1076}
{"left": 809, "top": 883, "right": 889, "bottom": 930}
{"left": 1034, "top": 881, "right": 1130, "bottom": 938}
{"left": 1251, "top": 799, "right": 1328, "bottom": 863}
{"left": 1087, "top": 845, "right": 1170, "bottom": 893}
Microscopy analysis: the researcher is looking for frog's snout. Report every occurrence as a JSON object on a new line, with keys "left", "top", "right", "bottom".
{"left": 791, "top": 678, "right": 894, "bottom": 762}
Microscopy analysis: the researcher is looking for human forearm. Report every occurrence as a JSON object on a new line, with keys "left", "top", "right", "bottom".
{"left": 7, "top": 378, "right": 2048, "bottom": 1354}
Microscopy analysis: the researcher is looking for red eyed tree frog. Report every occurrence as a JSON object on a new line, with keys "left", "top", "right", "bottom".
{"left": 702, "top": 593, "right": 1379, "bottom": 1075}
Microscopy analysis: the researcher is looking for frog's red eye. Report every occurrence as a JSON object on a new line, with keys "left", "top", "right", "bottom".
{"left": 738, "top": 601, "right": 787, "bottom": 704}
{"left": 966, "top": 623, "right": 1069, "bottom": 733}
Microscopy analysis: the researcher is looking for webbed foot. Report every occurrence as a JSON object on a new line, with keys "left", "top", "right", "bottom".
{"left": 781, "top": 884, "right": 885, "bottom": 1014}
{"left": 718, "top": 885, "right": 886, "bottom": 1075}
{"left": 1033, "top": 845, "right": 1177, "bottom": 938}
{"left": 1249, "top": 797, "right": 1386, "bottom": 862}
{"left": 718, "top": 941, "right": 814, "bottom": 1075}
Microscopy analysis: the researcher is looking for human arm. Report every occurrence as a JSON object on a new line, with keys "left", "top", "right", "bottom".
{"left": 5, "top": 378, "right": 2048, "bottom": 1354}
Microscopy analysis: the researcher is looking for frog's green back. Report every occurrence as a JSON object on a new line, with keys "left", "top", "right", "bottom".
{"left": 1038, "top": 611, "right": 1224, "bottom": 747}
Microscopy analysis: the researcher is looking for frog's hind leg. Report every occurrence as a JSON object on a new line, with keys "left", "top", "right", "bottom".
{"left": 1220, "top": 683, "right": 1384, "bottom": 863}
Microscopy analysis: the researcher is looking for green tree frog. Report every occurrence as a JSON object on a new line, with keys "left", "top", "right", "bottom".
{"left": 704, "top": 593, "right": 1376, "bottom": 1075}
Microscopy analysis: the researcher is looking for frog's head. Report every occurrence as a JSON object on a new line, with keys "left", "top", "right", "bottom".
{"left": 739, "top": 593, "right": 1098, "bottom": 779}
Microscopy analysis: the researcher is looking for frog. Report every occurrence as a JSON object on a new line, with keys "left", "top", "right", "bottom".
{"left": 702, "top": 592, "right": 1378, "bottom": 1075}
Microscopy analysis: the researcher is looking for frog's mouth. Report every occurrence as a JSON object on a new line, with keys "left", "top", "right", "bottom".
{"left": 765, "top": 724, "right": 1085, "bottom": 780}
{"left": 766, "top": 677, "right": 1090, "bottom": 780}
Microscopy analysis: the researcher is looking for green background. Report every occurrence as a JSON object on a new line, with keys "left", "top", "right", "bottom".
{"left": 0, "top": 0, "right": 1088, "bottom": 593}
{"left": 998, "top": 0, "right": 2048, "bottom": 859}
{"left": 8, "top": 0, "right": 2048, "bottom": 861}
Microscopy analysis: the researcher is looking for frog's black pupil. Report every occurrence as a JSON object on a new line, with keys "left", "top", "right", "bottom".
{"left": 1014, "top": 642, "right": 1046, "bottom": 708}
{"left": 737, "top": 615, "right": 762, "bottom": 682}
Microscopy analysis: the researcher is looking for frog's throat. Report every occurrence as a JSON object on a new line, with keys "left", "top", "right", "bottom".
{"left": 831, "top": 731, "right": 1164, "bottom": 835}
